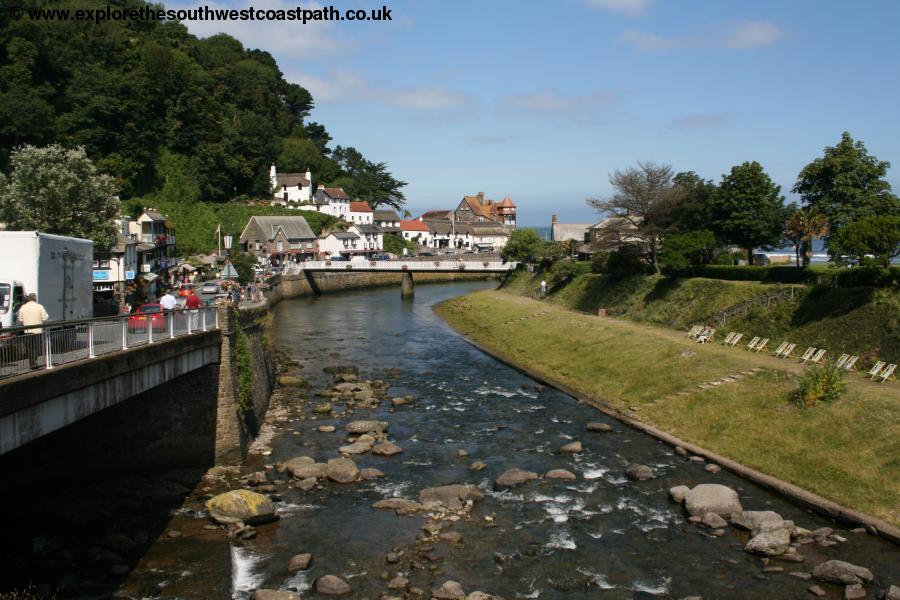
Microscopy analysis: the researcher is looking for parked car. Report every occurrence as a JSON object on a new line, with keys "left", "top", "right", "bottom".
{"left": 127, "top": 303, "right": 166, "bottom": 333}
{"left": 329, "top": 256, "right": 349, "bottom": 262}
{"left": 371, "top": 253, "right": 391, "bottom": 261}
{"left": 201, "top": 282, "right": 221, "bottom": 295}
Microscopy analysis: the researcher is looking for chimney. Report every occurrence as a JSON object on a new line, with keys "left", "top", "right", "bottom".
{"left": 477, "top": 192, "right": 485, "bottom": 205}
{"left": 318, "top": 184, "right": 325, "bottom": 190}
{"left": 552, "top": 214, "right": 558, "bottom": 224}
{"left": 305, "top": 167, "right": 312, "bottom": 183}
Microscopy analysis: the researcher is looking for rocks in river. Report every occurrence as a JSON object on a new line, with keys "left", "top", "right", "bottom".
{"left": 458, "top": 449, "right": 470, "bottom": 457}
{"left": 277, "top": 375, "right": 309, "bottom": 388}
{"left": 315, "top": 574, "right": 352, "bottom": 596}
{"left": 372, "top": 498, "right": 423, "bottom": 514}
{"left": 586, "top": 422, "right": 612, "bottom": 433}
{"left": 251, "top": 590, "right": 302, "bottom": 600}
{"left": 683, "top": 484, "right": 742, "bottom": 517}
{"left": 545, "top": 469, "right": 577, "bottom": 480}
{"left": 808, "top": 585, "right": 826, "bottom": 597}
{"left": 701, "top": 512, "right": 728, "bottom": 529}
{"left": 338, "top": 441, "right": 373, "bottom": 455}
{"left": 439, "top": 531, "right": 463, "bottom": 544}
{"left": 324, "top": 365, "right": 359, "bottom": 376}
{"left": 346, "top": 420, "right": 389, "bottom": 434}
{"left": 495, "top": 468, "right": 539, "bottom": 488}
{"left": 669, "top": 486, "right": 690, "bottom": 503}
{"left": 812, "top": 560, "right": 874, "bottom": 586}
{"left": 317, "top": 425, "right": 336, "bottom": 433}
{"left": 559, "top": 441, "right": 583, "bottom": 454}
{"left": 391, "top": 395, "right": 416, "bottom": 406}
{"left": 388, "top": 576, "right": 409, "bottom": 590}
{"left": 372, "top": 441, "right": 404, "bottom": 456}
{"left": 287, "top": 553, "right": 312, "bottom": 571}
{"left": 625, "top": 464, "right": 654, "bottom": 481}
{"left": 466, "top": 593, "right": 502, "bottom": 600}
{"left": 844, "top": 584, "right": 866, "bottom": 599}
{"left": 432, "top": 580, "right": 466, "bottom": 599}
{"left": 745, "top": 527, "right": 792, "bottom": 556}
{"left": 886, "top": 585, "right": 900, "bottom": 600}
{"left": 419, "top": 484, "right": 484, "bottom": 510}
{"left": 730, "top": 510, "right": 784, "bottom": 532}
{"left": 470, "top": 461, "right": 487, "bottom": 472}
{"left": 704, "top": 463, "right": 722, "bottom": 474}
{"left": 205, "top": 490, "right": 277, "bottom": 525}
{"left": 284, "top": 458, "right": 327, "bottom": 480}
{"left": 326, "top": 458, "right": 359, "bottom": 483}
{"left": 296, "top": 477, "right": 317, "bottom": 491}
{"left": 359, "top": 468, "right": 385, "bottom": 479}
{"left": 313, "top": 402, "right": 333, "bottom": 414}
{"left": 246, "top": 471, "right": 267, "bottom": 486}
{"left": 674, "top": 446, "right": 688, "bottom": 457}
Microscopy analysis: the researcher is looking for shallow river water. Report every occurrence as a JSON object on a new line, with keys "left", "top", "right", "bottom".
{"left": 112, "top": 281, "right": 900, "bottom": 598}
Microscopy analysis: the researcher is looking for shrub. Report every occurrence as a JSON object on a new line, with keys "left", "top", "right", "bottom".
{"left": 795, "top": 361, "right": 848, "bottom": 408}
{"left": 547, "top": 259, "right": 590, "bottom": 289}
{"left": 605, "top": 244, "right": 647, "bottom": 278}
{"left": 591, "top": 250, "right": 610, "bottom": 274}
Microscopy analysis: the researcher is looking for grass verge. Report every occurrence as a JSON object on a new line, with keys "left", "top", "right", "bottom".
{"left": 436, "top": 289, "right": 900, "bottom": 526}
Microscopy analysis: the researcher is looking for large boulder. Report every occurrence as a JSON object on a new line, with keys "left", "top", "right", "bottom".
{"left": 433, "top": 580, "right": 466, "bottom": 599}
{"left": 315, "top": 574, "right": 351, "bottom": 595}
{"left": 495, "top": 468, "right": 539, "bottom": 488}
{"left": 286, "top": 461, "right": 327, "bottom": 480}
{"left": 730, "top": 510, "right": 784, "bottom": 532}
{"left": 419, "top": 484, "right": 483, "bottom": 510}
{"left": 683, "top": 484, "right": 742, "bottom": 517}
{"left": 205, "top": 490, "right": 277, "bottom": 525}
{"left": 326, "top": 458, "right": 359, "bottom": 483}
{"left": 372, "top": 498, "right": 423, "bottom": 514}
{"left": 812, "top": 560, "right": 874, "bottom": 586}
{"left": 745, "top": 527, "right": 792, "bottom": 556}
{"left": 345, "top": 420, "right": 389, "bottom": 434}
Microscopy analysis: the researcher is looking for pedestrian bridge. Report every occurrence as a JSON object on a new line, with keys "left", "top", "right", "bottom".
{"left": 286, "top": 259, "right": 516, "bottom": 274}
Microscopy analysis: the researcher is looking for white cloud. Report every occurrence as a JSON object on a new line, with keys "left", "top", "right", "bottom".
{"left": 499, "top": 90, "right": 619, "bottom": 115}
{"left": 288, "top": 69, "right": 470, "bottom": 111}
{"left": 584, "top": 0, "right": 651, "bottom": 16}
{"left": 621, "top": 20, "right": 784, "bottom": 52}
{"left": 724, "top": 21, "right": 784, "bottom": 49}
{"left": 166, "top": 0, "right": 346, "bottom": 57}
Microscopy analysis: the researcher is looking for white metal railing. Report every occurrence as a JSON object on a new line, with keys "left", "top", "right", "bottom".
{"left": 283, "top": 260, "right": 516, "bottom": 275}
{"left": 0, "top": 306, "right": 219, "bottom": 380}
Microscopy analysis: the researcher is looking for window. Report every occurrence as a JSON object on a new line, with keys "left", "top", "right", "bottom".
{"left": 99, "top": 259, "right": 110, "bottom": 268}
{"left": 277, "top": 241, "right": 284, "bottom": 251}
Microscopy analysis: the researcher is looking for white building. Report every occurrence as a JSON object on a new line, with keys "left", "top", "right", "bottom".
{"left": 313, "top": 186, "right": 351, "bottom": 219}
{"left": 400, "top": 220, "right": 432, "bottom": 247}
{"left": 270, "top": 164, "right": 313, "bottom": 206}
{"left": 319, "top": 231, "right": 360, "bottom": 257}
{"left": 348, "top": 201, "right": 374, "bottom": 224}
{"left": 348, "top": 224, "right": 384, "bottom": 253}
{"left": 373, "top": 209, "right": 401, "bottom": 233}
{"left": 93, "top": 227, "right": 138, "bottom": 305}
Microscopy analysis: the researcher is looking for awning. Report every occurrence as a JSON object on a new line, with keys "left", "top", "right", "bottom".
{"left": 141, "top": 272, "right": 159, "bottom": 282}
{"left": 179, "top": 263, "right": 196, "bottom": 271}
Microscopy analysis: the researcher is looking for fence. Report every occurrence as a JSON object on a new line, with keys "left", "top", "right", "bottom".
{"left": 284, "top": 260, "right": 516, "bottom": 274}
{"left": 716, "top": 286, "right": 799, "bottom": 326}
{"left": 0, "top": 306, "right": 219, "bottom": 380}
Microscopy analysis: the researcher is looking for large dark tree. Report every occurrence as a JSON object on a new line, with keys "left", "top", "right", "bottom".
{"left": 710, "top": 161, "right": 788, "bottom": 265}
{"left": 670, "top": 171, "right": 718, "bottom": 234}
{"left": 331, "top": 146, "right": 407, "bottom": 210}
{"left": 793, "top": 132, "right": 900, "bottom": 234}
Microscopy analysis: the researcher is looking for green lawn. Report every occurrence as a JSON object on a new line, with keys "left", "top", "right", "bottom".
{"left": 437, "top": 290, "right": 900, "bottom": 526}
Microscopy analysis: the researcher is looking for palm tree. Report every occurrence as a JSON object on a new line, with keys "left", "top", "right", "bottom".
{"left": 785, "top": 207, "right": 829, "bottom": 267}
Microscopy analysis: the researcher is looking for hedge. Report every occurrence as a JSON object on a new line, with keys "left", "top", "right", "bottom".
{"left": 686, "top": 265, "right": 898, "bottom": 288}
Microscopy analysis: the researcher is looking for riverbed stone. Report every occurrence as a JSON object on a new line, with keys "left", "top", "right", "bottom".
{"left": 812, "top": 560, "right": 874, "bottom": 586}
{"left": 683, "top": 484, "right": 742, "bottom": 517}
{"left": 372, "top": 498, "right": 423, "bottom": 514}
{"left": 433, "top": 580, "right": 466, "bottom": 599}
{"left": 439, "top": 531, "right": 463, "bottom": 544}
{"left": 844, "top": 584, "right": 866, "bottom": 599}
{"left": 470, "top": 461, "right": 487, "bottom": 471}
{"left": 326, "top": 458, "right": 359, "bottom": 483}
{"left": 586, "top": 422, "right": 612, "bottom": 433}
{"left": 419, "top": 484, "right": 484, "bottom": 510}
{"left": 297, "top": 477, "right": 317, "bottom": 491}
{"left": 372, "top": 441, "right": 404, "bottom": 456}
{"left": 730, "top": 510, "right": 783, "bottom": 532}
{"left": 287, "top": 461, "right": 327, "bottom": 480}
{"left": 388, "top": 576, "right": 409, "bottom": 590}
{"left": 338, "top": 441, "right": 372, "bottom": 455}
{"left": 808, "top": 585, "right": 826, "bottom": 597}
{"left": 251, "top": 590, "right": 302, "bottom": 600}
{"left": 205, "top": 490, "right": 277, "bottom": 525}
{"left": 669, "top": 486, "right": 690, "bottom": 503}
{"left": 317, "top": 425, "right": 336, "bottom": 433}
{"left": 885, "top": 585, "right": 900, "bottom": 600}
{"left": 315, "top": 574, "right": 351, "bottom": 595}
{"left": 545, "top": 469, "right": 577, "bottom": 480}
{"left": 359, "top": 468, "right": 385, "bottom": 479}
{"left": 346, "top": 420, "right": 389, "bottom": 434}
{"left": 391, "top": 396, "right": 412, "bottom": 406}
{"left": 625, "top": 464, "right": 654, "bottom": 481}
{"left": 287, "top": 553, "right": 312, "bottom": 571}
{"left": 746, "top": 527, "right": 792, "bottom": 556}
{"left": 495, "top": 468, "right": 539, "bottom": 488}
{"left": 313, "top": 402, "right": 333, "bottom": 414}
{"left": 701, "top": 512, "right": 728, "bottom": 529}
{"left": 559, "top": 441, "right": 582, "bottom": 454}
{"left": 277, "top": 375, "right": 308, "bottom": 388}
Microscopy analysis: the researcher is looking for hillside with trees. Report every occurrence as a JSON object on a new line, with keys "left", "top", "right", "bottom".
{"left": 0, "top": 0, "right": 406, "bottom": 237}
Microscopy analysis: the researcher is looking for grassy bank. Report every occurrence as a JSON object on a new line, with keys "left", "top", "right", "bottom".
{"left": 436, "top": 290, "right": 900, "bottom": 526}
{"left": 502, "top": 270, "right": 900, "bottom": 360}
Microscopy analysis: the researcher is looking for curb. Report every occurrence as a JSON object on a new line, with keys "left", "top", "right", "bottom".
{"left": 457, "top": 333, "right": 900, "bottom": 546}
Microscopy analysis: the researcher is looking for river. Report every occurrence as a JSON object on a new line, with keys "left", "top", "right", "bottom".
{"left": 9, "top": 280, "right": 899, "bottom": 598}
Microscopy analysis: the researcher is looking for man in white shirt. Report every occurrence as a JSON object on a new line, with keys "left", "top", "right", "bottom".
{"left": 17, "top": 293, "right": 49, "bottom": 368}
{"left": 159, "top": 289, "right": 177, "bottom": 311}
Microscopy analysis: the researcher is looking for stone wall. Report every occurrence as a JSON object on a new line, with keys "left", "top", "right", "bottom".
{"left": 268, "top": 270, "right": 497, "bottom": 302}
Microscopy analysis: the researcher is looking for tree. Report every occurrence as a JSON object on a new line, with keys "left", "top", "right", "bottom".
{"left": 0, "top": 144, "right": 118, "bottom": 250}
{"left": 331, "top": 146, "right": 407, "bottom": 210}
{"left": 709, "top": 161, "right": 787, "bottom": 265}
{"left": 784, "top": 206, "right": 829, "bottom": 267}
{"left": 278, "top": 137, "right": 341, "bottom": 183}
{"left": 587, "top": 161, "right": 686, "bottom": 274}
{"left": 793, "top": 132, "right": 900, "bottom": 234}
{"left": 659, "top": 230, "right": 717, "bottom": 272}
{"left": 670, "top": 171, "right": 718, "bottom": 234}
{"left": 501, "top": 228, "right": 543, "bottom": 263}
{"left": 828, "top": 216, "right": 900, "bottom": 268}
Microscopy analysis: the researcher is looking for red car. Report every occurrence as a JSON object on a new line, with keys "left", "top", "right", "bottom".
{"left": 128, "top": 303, "right": 166, "bottom": 333}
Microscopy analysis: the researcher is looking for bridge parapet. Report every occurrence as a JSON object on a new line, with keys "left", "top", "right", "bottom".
{"left": 285, "top": 259, "right": 517, "bottom": 274}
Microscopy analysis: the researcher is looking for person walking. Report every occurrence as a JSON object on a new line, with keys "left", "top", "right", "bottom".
{"left": 185, "top": 289, "right": 203, "bottom": 330}
{"left": 17, "top": 293, "right": 49, "bottom": 369}
{"left": 540, "top": 280, "right": 547, "bottom": 295}
{"left": 159, "top": 288, "right": 177, "bottom": 311}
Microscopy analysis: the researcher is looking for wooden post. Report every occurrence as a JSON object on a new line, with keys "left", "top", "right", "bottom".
{"left": 401, "top": 272, "right": 414, "bottom": 299}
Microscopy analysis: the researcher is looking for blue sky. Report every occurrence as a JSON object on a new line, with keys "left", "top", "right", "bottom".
{"left": 176, "top": 0, "right": 900, "bottom": 225}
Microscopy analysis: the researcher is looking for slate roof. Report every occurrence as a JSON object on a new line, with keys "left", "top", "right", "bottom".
{"left": 551, "top": 223, "right": 591, "bottom": 242}
{"left": 352, "top": 224, "right": 383, "bottom": 234}
{"left": 329, "top": 231, "right": 359, "bottom": 240}
{"left": 242, "top": 216, "right": 316, "bottom": 241}
{"left": 373, "top": 209, "right": 401, "bottom": 222}
{"left": 275, "top": 173, "right": 309, "bottom": 188}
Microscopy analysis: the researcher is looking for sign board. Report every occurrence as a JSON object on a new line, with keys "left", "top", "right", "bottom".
{"left": 125, "top": 270, "right": 135, "bottom": 280}
{"left": 92, "top": 270, "right": 110, "bottom": 281}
